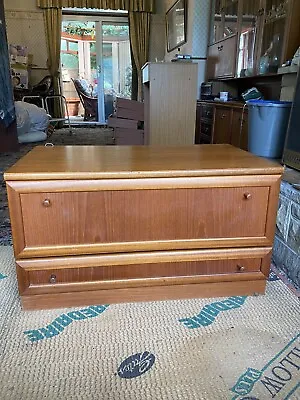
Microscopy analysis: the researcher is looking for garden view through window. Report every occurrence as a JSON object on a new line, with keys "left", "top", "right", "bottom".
{"left": 60, "top": 16, "right": 132, "bottom": 123}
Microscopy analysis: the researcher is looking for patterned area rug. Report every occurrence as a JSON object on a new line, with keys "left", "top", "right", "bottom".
{"left": 0, "top": 246, "right": 299, "bottom": 400}
{"left": 0, "top": 126, "right": 114, "bottom": 245}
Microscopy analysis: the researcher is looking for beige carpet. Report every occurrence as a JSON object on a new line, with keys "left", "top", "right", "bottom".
{"left": 0, "top": 246, "right": 299, "bottom": 400}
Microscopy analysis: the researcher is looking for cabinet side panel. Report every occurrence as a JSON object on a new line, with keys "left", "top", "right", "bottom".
{"left": 149, "top": 64, "right": 198, "bottom": 145}
{"left": 6, "top": 183, "right": 25, "bottom": 257}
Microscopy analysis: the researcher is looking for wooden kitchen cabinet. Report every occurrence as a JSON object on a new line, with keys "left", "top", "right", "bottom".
{"left": 258, "top": 0, "right": 300, "bottom": 73}
{"left": 213, "top": 103, "right": 249, "bottom": 150}
{"left": 207, "top": 35, "right": 238, "bottom": 79}
{"left": 142, "top": 62, "right": 198, "bottom": 145}
{"left": 207, "top": 0, "right": 300, "bottom": 79}
{"left": 213, "top": 106, "right": 232, "bottom": 144}
{"left": 237, "top": 0, "right": 262, "bottom": 77}
{"left": 5, "top": 145, "right": 283, "bottom": 310}
{"left": 231, "top": 108, "right": 249, "bottom": 151}
{"left": 195, "top": 102, "right": 214, "bottom": 144}
{"left": 197, "top": 101, "right": 248, "bottom": 150}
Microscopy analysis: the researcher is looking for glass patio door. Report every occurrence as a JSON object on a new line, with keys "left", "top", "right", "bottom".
{"left": 61, "top": 14, "right": 131, "bottom": 124}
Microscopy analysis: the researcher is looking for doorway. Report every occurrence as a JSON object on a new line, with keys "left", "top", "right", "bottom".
{"left": 60, "top": 13, "right": 132, "bottom": 124}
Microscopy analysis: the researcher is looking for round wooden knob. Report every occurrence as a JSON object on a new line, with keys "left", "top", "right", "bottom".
{"left": 237, "top": 265, "right": 246, "bottom": 272}
{"left": 244, "top": 193, "right": 252, "bottom": 200}
{"left": 42, "top": 199, "right": 51, "bottom": 207}
{"left": 49, "top": 274, "right": 56, "bottom": 284}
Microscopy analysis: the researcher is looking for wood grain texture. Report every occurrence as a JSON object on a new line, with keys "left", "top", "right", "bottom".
{"left": 21, "top": 279, "right": 267, "bottom": 310}
{"left": 213, "top": 107, "right": 232, "bottom": 144}
{"left": 16, "top": 247, "right": 273, "bottom": 270}
{"left": 207, "top": 35, "right": 237, "bottom": 79}
{"left": 142, "top": 62, "right": 198, "bottom": 145}
{"left": 231, "top": 108, "right": 248, "bottom": 151}
{"left": 5, "top": 145, "right": 282, "bottom": 309}
{"left": 4, "top": 145, "right": 283, "bottom": 181}
{"left": 19, "top": 187, "right": 269, "bottom": 246}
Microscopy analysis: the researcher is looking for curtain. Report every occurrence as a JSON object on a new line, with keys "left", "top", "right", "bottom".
{"left": 37, "top": 0, "right": 154, "bottom": 12}
{"left": 44, "top": 7, "right": 63, "bottom": 117}
{"left": 129, "top": 11, "right": 150, "bottom": 101}
{"left": 37, "top": 0, "right": 153, "bottom": 104}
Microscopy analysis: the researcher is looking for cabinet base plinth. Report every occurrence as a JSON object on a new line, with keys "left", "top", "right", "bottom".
{"left": 21, "top": 280, "right": 266, "bottom": 311}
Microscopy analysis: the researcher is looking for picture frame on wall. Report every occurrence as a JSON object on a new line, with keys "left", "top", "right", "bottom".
{"left": 166, "top": 0, "right": 187, "bottom": 52}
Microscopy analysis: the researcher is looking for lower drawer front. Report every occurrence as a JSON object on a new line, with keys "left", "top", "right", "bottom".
{"left": 17, "top": 255, "right": 264, "bottom": 295}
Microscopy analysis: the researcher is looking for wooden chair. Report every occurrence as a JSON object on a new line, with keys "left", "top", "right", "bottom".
{"left": 72, "top": 78, "right": 98, "bottom": 121}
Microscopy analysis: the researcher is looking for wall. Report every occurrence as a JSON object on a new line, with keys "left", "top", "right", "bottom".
{"left": 4, "top": 0, "right": 167, "bottom": 84}
{"left": 4, "top": 0, "right": 48, "bottom": 85}
{"left": 149, "top": 0, "right": 166, "bottom": 62}
{"left": 164, "top": 0, "right": 212, "bottom": 97}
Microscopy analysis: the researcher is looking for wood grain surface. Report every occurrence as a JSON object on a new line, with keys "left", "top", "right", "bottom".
{"left": 4, "top": 145, "right": 283, "bottom": 181}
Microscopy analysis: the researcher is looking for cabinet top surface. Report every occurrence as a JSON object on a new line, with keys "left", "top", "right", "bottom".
{"left": 4, "top": 145, "right": 283, "bottom": 181}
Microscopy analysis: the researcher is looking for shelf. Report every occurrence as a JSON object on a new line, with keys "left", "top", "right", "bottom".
{"left": 209, "top": 72, "right": 284, "bottom": 82}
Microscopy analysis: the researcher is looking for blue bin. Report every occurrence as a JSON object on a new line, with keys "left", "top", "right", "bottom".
{"left": 247, "top": 100, "right": 292, "bottom": 158}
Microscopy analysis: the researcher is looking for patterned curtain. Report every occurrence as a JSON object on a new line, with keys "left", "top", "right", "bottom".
{"left": 44, "top": 8, "right": 63, "bottom": 118}
{"left": 36, "top": 0, "right": 154, "bottom": 12}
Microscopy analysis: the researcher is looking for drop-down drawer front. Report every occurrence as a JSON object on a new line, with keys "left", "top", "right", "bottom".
{"left": 6, "top": 175, "right": 281, "bottom": 258}
{"left": 16, "top": 247, "right": 271, "bottom": 297}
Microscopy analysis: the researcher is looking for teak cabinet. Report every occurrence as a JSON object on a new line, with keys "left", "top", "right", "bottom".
{"left": 142, "top": 62, "right": 198, "bottom": 145}
{"left": 5, "top": 145, "right": 283, "bottom": 310}
{"left": 208, "top": 0, "right": 300, "bottom": 79}
{"left": 195, "top": 101, "right": 248, "bottom": 151}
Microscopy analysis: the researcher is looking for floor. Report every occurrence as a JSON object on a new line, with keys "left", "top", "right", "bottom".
{"left": 0, "top": 126, "right": 114, "bottom": 245}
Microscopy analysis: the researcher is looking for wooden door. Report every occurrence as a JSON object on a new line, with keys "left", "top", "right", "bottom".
{"left": 213, "top": 106, "right": 232, "bottom": 144}
{"left": 231, "top": 108, "right": 249, "bottom": 151}
{"left": 218, "top": 35, "right": 238, "bottom": 78}
{"left": 207, "top": 42, "right": 221, "bottom": 79}
{"left": 195, "top": 102, "right": 202, "bottom": 144}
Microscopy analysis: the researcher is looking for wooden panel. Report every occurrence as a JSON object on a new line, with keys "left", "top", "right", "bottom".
{"left": 213, "top": 107, "right": 232, "bottom": 144}
{"left": 19, "top": 187, "right": 269, "bottom": 249}
{"left": 113, "top": 128, "right": 144, "bottom": 145}
{"left": 218, "top": 35, "right": 238, "bottom": 78}
{"left": 207, "top": 36, "right": 237, "bottom": 79}
{"left": 115, "top": 97, "right": 144, "bottom": 121}
{"left": 195, "top": 102, "right": 202, "bottom": 144}
{"left": 231, "top": 108, "right": 248, "bottom": 151}
{"left": 19, "top": 258, "right": 262, "bottom": 292}
{"left": 21, "top": 279, "right": 267, "bottom": 310}
{"left": 107, "top": 117, "right": 139, "bottom": 130}
{"left": 147, "top": 63, "right": 198, "bottom": 145}
{"left": 4, "top": 145, "right": 284, "bottom": 181}
{"left": 207, "top": 42, "right": 221, "bottom": 79}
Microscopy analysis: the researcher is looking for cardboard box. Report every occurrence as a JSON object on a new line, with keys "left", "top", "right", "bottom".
{"left": 115, "top": 98, "right": 144, "bottom": 121}
{"left": 108, "top": 116, "right": 139, "bottom": 130}
{"left": 114, "top": 128, "right": 144, "bottom": 145}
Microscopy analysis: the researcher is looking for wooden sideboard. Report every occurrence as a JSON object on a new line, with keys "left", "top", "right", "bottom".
{"left": 142, "top": 62, "right": 198, "bottom": 145}
{"left": 196, "top": 101, "right": 248, "bottom": 151}
{"left": 5, "top": 145, "right": 283, "bottom": 310}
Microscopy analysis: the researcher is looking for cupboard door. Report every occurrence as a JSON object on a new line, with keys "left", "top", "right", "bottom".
{"left": 237, "top": 0, "right": 262, "bottom": 77}
{"left": 223, "top": 0, "right": 239, "bottom": 38}
{"left": 231, "top": 109, "right": 249, "bottom": 151}
{"left": 207, "top": 35, "right": 237, "bottom": 78}
{"left": 207, "top": 42, "right": 221, "bottom": 79}
{"left": 213, "top": 107, "right": 232, "bottom": 143}
{"left": 211, "top": 0, "right": 223, "bottom": 44}
{"left": 195, "top": 102, "right": 202, "bottom": 144}
{"left": 218, "top": 35, "right": 238, "bottom": 77}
